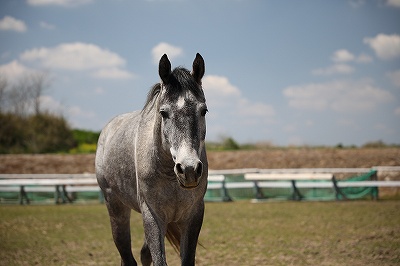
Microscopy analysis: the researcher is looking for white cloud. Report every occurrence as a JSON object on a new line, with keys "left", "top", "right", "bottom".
{"left": 331, "top": 49, "right": 372, "bottom": 64}
{"left": 203, "top": 75, "right": 241, "bottom": 99}
{"left": 312, "top": 64, "right": 354, "bottom": 76}
{"left": 0, "top": 16, "right": 27, "bottom": 32}
{"left": 20, "top": 42, "right": 126, "bottom": 70}
{"left": 364, "top": 33, "right": 400, "bottom": 60}
{"left": 356, "top": 53, "right": 373, "bottom": 63}
{"left": 237, "top": 99, "right": 275, "bottom": 118}
{"left": 67, "top": 105, "right": 95, "bottom": 118}
{"left": 19, "top": 42, "right": 133, "bottom": 80}
{"left": 92, "top": 67, "right": 134, "bottom": 79}
{"left": 283, "top": 79, "right": 393, "bottom": 112}
{"left": 395, "top": 107, "right": 400, "bottom": 116}
{"left": 203, "top": 74, "right": 274, "bottom": 119}
{"left": 386, "top": 0, "right": 400, "bottom": 8}
{"left": 39, "top": 95, "right": 96, "bottom": 122}
{"left": 202, "top": 74, "right": 275, "bottom": 140}
{"left": 0, "top": 60, "right": 36, "bottom": 81}
{"left": 151, "top": 42, "right": 183, "bottom": 64}
{"left": 39, "top": 21, "right": 56, "bottom": 30}
{"left": 38, "top": 95, "right": 65, "bottom": 113}
{"left": 27, "top": 0, "right": 93, "bottom": 7}
{"left": 93, "top": 87, "right": 105, "bottom": 95}
{"left": 387, "top": 70, "right": 400, "bottom": 87}
{"left": 312, "top": 49, "right": 372, "bottom": 76}
{"left": 351, "top": 0, "right": 400, "bottom": 8}
{"left": 331, "top": 49, "right": 355, "bottom": 63}
{"left": 349, "top": 0, "right": 365, "bottom": 8}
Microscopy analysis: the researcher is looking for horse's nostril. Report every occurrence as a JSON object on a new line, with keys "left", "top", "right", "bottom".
{"left": 195, "top": 162, "right": 203, "bottom": 177}
{"left": 176, "top": 163, "right": 184, "bottom": 175}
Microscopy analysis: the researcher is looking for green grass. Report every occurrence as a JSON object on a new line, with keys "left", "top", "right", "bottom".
{"left": 0, "top": 201, "right": 399, "bottom": 265}
{"left": 69, "top": 143, "right": 97, "bottom": 154}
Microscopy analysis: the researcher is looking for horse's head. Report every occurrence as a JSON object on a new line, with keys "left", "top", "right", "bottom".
{"left": 157, "top": 53, "right": 207, "bottom": 189}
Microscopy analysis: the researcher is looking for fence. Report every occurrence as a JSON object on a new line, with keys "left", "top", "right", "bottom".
{"left": 205, "top": 167, "right": 400, "bottom": 201}
{"left": 1, "top": 166, "right": 400, "bottom": 204}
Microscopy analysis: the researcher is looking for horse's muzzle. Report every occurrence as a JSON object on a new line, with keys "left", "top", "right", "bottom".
{"left": 175, "top": 161, "right": 203, "bottom": 189}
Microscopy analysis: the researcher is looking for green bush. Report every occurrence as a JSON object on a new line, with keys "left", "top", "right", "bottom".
{"left": 221, "top": 137, "right": 240, "bottom": 150}
{"left": 72, "top": 129, "right": 100, "bottom": 145}
{"left": 69, "top": 143, "right": 97, "bottom": 154}
{"left": 0, "top": 113, "right": 27, "bottom": 153}
{"left": 0, "top": 112, "right": 75, "bottom": 154}
{"left": 206, "top": 136, "right": 240, "bottom": 151}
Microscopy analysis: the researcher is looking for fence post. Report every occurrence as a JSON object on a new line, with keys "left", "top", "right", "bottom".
{"left": 332, "top": 175, "right": 346, "bottom": 200}
{"left": 253, "top": 181, "right": 265, "bottom": 200}
{"left": 221, "top": 177, "right": 232, "bottom": 202}
{"left": 290, "top": 180, "right": 303, "bottom": 201}
{"left": 19, "top": 186, "right": 30, "bottom": 205}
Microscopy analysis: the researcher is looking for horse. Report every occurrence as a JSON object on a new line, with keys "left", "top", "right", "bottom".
{"left": 95, "top": 53, "right": 208, "bottom": 266}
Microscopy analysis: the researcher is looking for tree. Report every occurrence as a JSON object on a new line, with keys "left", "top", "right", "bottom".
{"left": 222, "top": 137, "right": 240, "bottom": 150}
{"left": 29, "top": 71, "right": 50, "bottom": 115}
{"left": 1, "top": 71, "right": 50, "bottom": 116}
{"left": 0, "top": 72, "right": 76, "bottom": 153}
{"left": 0, "top": 75, "right": 7, "bottom": 113}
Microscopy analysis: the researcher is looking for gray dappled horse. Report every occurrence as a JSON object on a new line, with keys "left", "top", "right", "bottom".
{"left": 96, "top": 53, "right": 208, "bottom": 266}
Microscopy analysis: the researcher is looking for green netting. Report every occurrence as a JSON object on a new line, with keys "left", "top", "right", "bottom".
{"left": 1, "top": 171, "right": 378, "bottom": 204}
{"left": 0, "top": 189, "right": 103, "bottom": 204}
{"left": 204, "top": 170, "right": 378, "bottom": 202}
{"left": 0, "top": 191, "right": 55, "bottom": 204}
{"left": 301, "top": 186, "right": 337, "bottom": 201}
{"left": 337, "top": 170, "right": 378, "bottom": 200}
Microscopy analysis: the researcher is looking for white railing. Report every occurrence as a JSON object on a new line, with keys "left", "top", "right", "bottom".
{"left": 1, "top": 167, "right": 399, "bottom": 204}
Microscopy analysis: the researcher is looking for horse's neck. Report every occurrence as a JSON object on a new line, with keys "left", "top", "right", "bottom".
{"left": 139, "top": 103, "right": 173, "bottom": 165}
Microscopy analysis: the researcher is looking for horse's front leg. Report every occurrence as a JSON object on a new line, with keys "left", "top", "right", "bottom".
{"left": 105, "top": 193, "right": 137, "bottom": 266}
{"left": 179, "top": 202, "right": 205, "bottom": 266}
{"left": 141, "top": 201, "right": 168, "bottom": 266}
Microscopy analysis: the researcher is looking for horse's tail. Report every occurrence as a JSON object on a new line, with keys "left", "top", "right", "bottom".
{"left": 166, "top": 223, "right": 181, "bottom": 254}
{"left": 166, "top": 223, "right": 205, "bottom": 256}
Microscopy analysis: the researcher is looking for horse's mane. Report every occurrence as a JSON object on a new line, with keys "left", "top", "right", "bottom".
{"left": 143, "top": 83, "right": 162, "bottom": 111}
{"left": 143, "top": 68, "right": 205, "bottom": 111}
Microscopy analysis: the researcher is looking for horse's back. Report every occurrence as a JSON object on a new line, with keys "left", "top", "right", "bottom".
{"left": 96, "top": 111, "right": 140, "bottom": 166}
{"left": 95, "top": 111, "right": 141, "bottom": 210}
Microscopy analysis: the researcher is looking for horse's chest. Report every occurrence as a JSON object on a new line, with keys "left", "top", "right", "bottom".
{"left": 162, "top": 198, "right": 192, "bottom": 219}
{"left": 142, "top": 181, "right": 199, "bottom": 220}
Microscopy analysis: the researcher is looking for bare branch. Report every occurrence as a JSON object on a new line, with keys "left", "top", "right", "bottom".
{"left": 27, "top": 71, "right": 51, "bottom": 115}
{"left": 3, "top": 71, "right": 51, "bottom": 116}
{"left": 0, "top": 75, "right": 8, "bottom": 113}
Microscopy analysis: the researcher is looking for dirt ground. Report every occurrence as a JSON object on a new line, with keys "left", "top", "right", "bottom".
{"left": 0, "top": 148, "right": 399, "bottom": 174}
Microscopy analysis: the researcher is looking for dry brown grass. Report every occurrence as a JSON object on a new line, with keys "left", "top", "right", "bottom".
{"left": 0, "top": 148, "right": 399, "bottom": 174}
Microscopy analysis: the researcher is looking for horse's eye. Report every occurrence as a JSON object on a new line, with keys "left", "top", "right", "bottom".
{"left": 200, "top": 109, "right": 208, "bottom": 117}
{"left": 160, "top": 110, "right": 169, "bottom": 119}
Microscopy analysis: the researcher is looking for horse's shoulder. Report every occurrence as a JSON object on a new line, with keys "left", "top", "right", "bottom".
{"left": 105, "top": 111, "right": 140, "bottom": 129}
{"left": 98, "top": 111, "right": 140, "bottom": 144}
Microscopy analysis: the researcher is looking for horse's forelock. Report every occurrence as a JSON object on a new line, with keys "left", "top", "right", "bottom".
{"left": 142, "top": 68, "right": 205, "bottom": 111}
{"left": 169, "top": 68, "right": 204, "bottom": 101}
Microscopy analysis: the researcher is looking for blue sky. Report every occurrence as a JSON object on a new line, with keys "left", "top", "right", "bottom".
{"left": 1, "top": 0, "right": 400, "bottom": 146}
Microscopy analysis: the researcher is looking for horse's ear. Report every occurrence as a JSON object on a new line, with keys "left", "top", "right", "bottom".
{"left": 192, "top": 53, "right": 205, "bottom": 85}
{"left": 159, "top": 54, "right": 171, "bottom": 84}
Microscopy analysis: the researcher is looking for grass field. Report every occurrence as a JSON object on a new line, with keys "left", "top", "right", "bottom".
{"left": 1, "top": 201, "right": 399, "bottom": 266}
